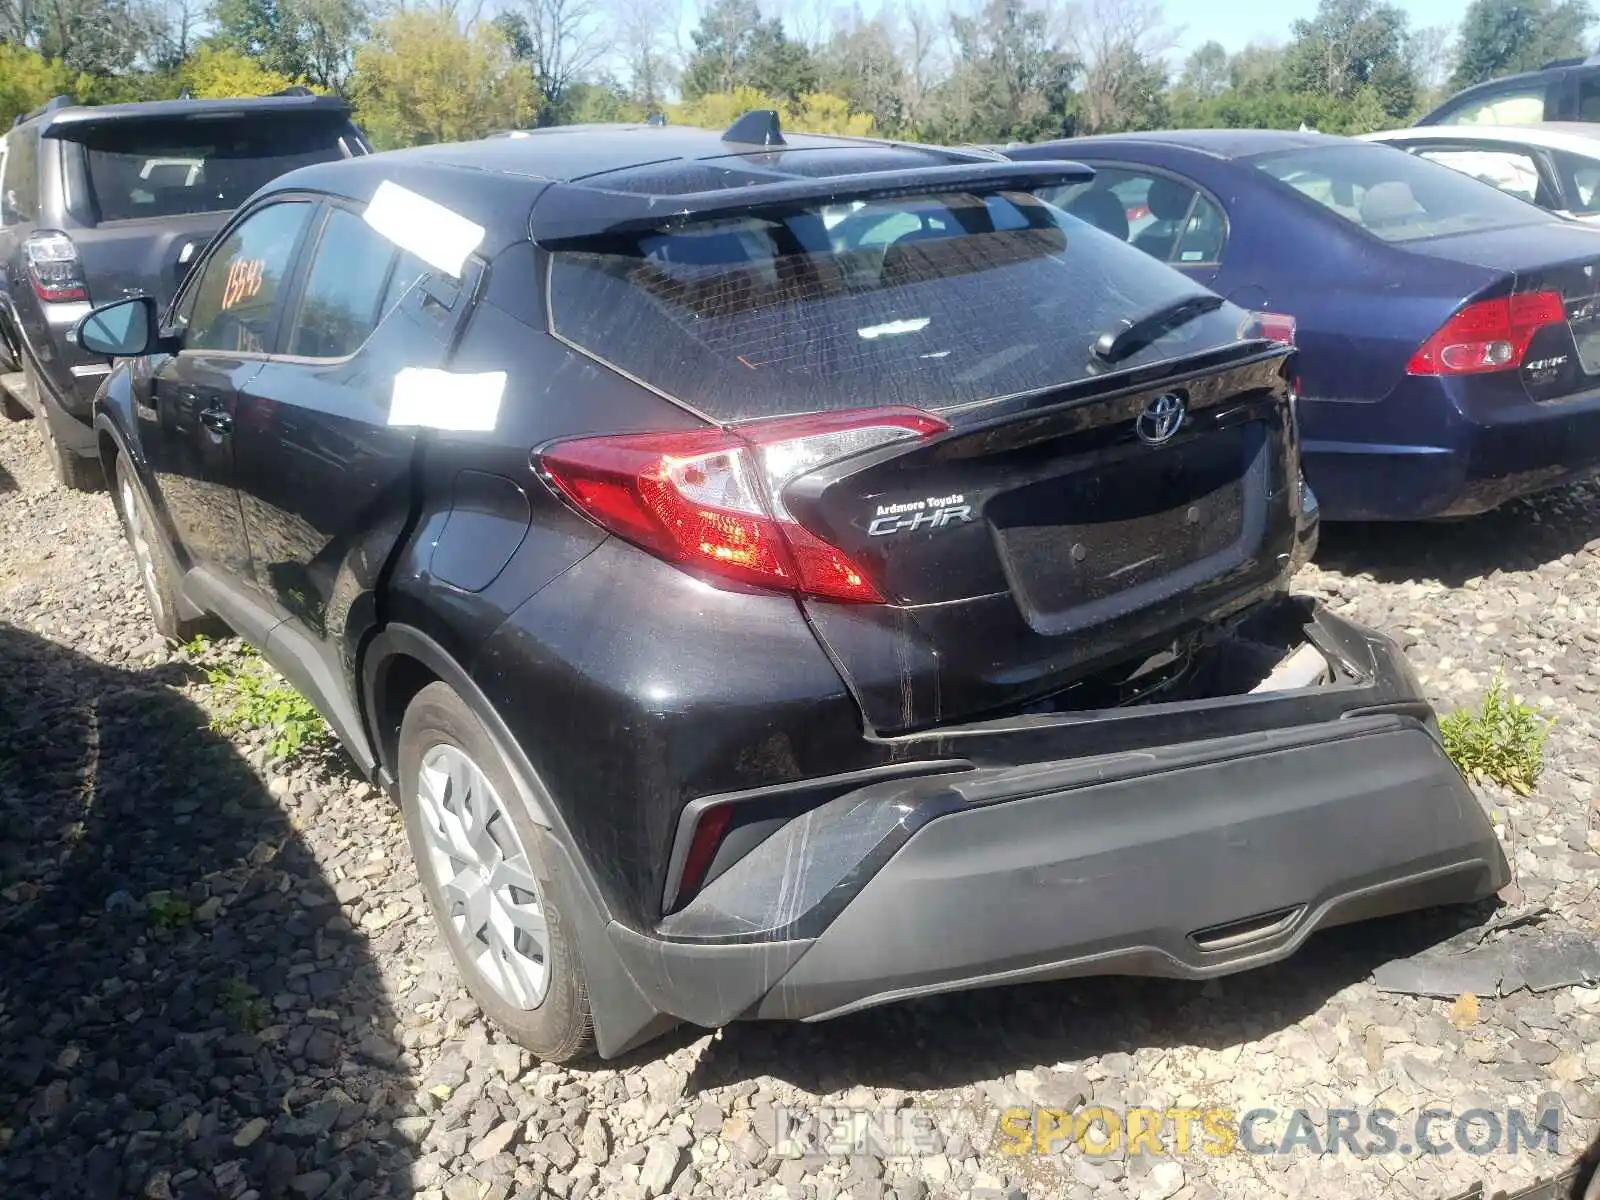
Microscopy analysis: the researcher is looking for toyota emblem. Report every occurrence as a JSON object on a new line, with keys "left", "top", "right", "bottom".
{"left": 1136, "top": 393, "right": 1187, "bottom": 446}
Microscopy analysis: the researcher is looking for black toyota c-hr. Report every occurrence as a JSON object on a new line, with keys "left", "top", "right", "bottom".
{"left": 79, "top": 111, "right": 1507, "bottom": 1061}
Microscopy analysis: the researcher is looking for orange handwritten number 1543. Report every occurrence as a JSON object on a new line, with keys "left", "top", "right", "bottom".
{"left": 221, "top": 257, "right": 264, "bottom": 310}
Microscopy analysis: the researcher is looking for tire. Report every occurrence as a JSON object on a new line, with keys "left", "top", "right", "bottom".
{"left": 32, "top": 367, "right": 103, "bottom": 491}
{"left": 112, "top": 453, "right": 207, "bottom": 643}
{"left": 398, "top": 682, "right": 595, "bottom": 1062}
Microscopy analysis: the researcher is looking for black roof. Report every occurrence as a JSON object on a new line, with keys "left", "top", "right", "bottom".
{"left": 271, "top": 119, "right": 1093, "bottom": 253}
{"left": 362, "top": 122, "right": 981, "bottom": 187}
{"left": 1414, "top": 63, "right": 1594, "bottom": 123}
{"left": 1016, "top": 128, "right": 1338, "bottom": 160}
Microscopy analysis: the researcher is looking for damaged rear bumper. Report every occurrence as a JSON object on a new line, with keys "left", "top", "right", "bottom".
{"left": 604, "top": 701, "right": 1509, "bottom": 1031}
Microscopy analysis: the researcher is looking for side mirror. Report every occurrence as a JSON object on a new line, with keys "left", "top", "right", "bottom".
{"left": 76, "top": 296, "right": 162, "bottom": 357}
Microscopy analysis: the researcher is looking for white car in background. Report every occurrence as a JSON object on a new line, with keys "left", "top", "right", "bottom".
{"left": 1361, "top": 122, "right": 1600, "bottom": 224}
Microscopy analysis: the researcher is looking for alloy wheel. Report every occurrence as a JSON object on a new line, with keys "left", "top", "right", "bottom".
{"left": 120, "top": 476, "right": 165, "bottom": 625}
{"left": 415, "top": 743, "right": 550, "bottom": 1009}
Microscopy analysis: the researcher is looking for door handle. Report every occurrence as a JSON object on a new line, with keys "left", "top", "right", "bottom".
{"left": 199, "top": 407, "right": 233, "bottom": 436}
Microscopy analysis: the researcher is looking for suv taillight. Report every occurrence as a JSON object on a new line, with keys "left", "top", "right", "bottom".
{"left": 24, "top": 232, "right": 87, "bottom": 304}
{"left": 1407, "top": 291, "right": 1566, "bottom": 376}
{"left": 538, "top": 406, "right": 948, "bottom": 603}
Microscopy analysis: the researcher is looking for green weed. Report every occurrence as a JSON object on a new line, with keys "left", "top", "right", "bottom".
{"left": 145, "top": 891, "right": 193, "bottom": 929}
{"left": 1440, "top": 671, "right": 1554, "bottom": 796}
{"left": 220, "top": 977, "right": 269, "bottom": 1033}
{"left": 202, "top": 644, "right": 329, "bottom": 761}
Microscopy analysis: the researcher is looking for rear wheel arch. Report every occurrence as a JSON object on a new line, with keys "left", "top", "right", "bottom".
{"left": 361, "top": 624, "right": 553, "bottom": 830}
{"left": 361, "top": 624, "right": 676, "bottom": 1058}
{"left": 96, "top": 426, "right": 120, "bottom": 484}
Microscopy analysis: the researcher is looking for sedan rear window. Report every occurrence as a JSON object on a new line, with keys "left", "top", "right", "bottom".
{"left": 548, "top": 190, "right": 1252, "bottom": 421}
{"left": 1252, "top": 142, "right": 1550, "bottom": 243}
{"left": 73, "top": 117, "right": 353, "bottom": 222}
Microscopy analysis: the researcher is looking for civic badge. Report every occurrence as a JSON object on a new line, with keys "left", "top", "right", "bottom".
{"left": 1136, "top": 392, "right": 1186, "bottom": 446}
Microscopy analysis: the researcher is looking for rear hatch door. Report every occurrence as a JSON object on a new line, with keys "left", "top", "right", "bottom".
{"left": 786, "top": 347, "right": 1297, "bottom": 731}
{"left": 47, "top": 105, "right": 359, "bottom": 312}
{"left": 540, "top": 173, "right": 1301, "bottom": 732}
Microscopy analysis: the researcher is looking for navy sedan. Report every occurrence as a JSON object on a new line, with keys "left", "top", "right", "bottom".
{"left": 1002, "top": 129, "right": 1600, "bottom": 520}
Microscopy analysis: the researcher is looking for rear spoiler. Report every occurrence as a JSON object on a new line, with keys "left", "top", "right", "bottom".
{"left": 14, "top": 94, "right": 71, "bottom": 128}
{"left": 529, "top": 159, "right": 1097, "bottom": 249}
{"left": 37, "top": 92, "right": 352, "bottom": 139}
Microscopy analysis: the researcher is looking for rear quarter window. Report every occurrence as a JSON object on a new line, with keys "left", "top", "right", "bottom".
{"left": 548, "top": 190, "right": 1251, "bottom": 422}
{"left": 1253, "top": 142, "right": 1551, "bottom": 243}
{"left": 74, "top": 117, "right": 352, "bottom": 222}
{"left": 1439, "top": 88, "right": 1547, "bottom": 126}
{"left": 3, "top": 129, "right": 39, "bottom": 222}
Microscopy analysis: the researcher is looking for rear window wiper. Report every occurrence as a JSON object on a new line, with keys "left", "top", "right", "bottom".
{"left": 1092, "top": 293, "right": 1225, "bottom": 364}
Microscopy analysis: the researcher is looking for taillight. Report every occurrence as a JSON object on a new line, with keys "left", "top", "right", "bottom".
{"left": 676, "top": 804, "right": 733, "bottom": 905}
{"left": 1249, "top": 311, "right": 1297, "bottom": 346}
{"left": 539, "top": 406, "right": 948, "bottom": 603}
{"left": 24, "top": 232, "right": 87, "bottom": 303}
{"left": 1407, "top": 291, "right": 1565, "bottom": 376}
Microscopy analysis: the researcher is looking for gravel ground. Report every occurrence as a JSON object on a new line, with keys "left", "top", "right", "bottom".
{"left": 2, "top": 412, "right": 1599, "bottom": 1200}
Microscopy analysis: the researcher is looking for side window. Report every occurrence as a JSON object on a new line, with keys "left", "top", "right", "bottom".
{"left": 3, "top": 129, "right": 38, "bottom": 223}
{"left": 1579, "top": 74, "right": 1600, "bottom": 121}
{"left": 183, "top": 202, "right": 313, "bottom": 354}
{"left": 1439, "top": 87, "right": 1546, "bottom": 126}
{"left": 1552, "top": 149, "right": 1600, "bottom": 213}
{"left": 1172, "top": 193, "right": 1226, "bottom": 263}
{"left": 1415, "top": 147, "right": 1545, "bottom": 205}
{"left": 1043, "top": 168, "right": 1226, "bottom": 265}
{"left": 284, "top": 207, "right": 400, "bottom": 359}
{"left": 380, "top": 250, "right": 430, "bottom": 318}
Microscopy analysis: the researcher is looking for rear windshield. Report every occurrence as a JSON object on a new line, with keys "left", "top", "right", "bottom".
{"left": 1252, "top": 142, "right": 1551, "bottom": 243}
{"left": 548, "top": 190, "right": 1253, "bottom": 421}
{"left": 75, "top": 118, "right": 351, "bottom": 222}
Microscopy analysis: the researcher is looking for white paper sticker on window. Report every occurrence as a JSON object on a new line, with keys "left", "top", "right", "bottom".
{"left": 388, "top": 368, "right": 506, "bottom": 432}
{"left": 363, "top": 181, "right": 485, "bottom": 278}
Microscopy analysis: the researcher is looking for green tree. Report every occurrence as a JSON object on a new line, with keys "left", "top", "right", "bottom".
{"left": 0, "top": 44, "right": 75, "bottom": 126}
{"left": 1283, "top": 0, "right": 1417, "bottom": 119}
{"left": 352, "top": 9, "right": 538, "bottom": 148}
{"left": 28, "top": 0, "right": 163, "bottom": 75}
{"left": 1229, "top": 42, "right": 1289, "bottom": 94}
{"left": 208, "top": 0, "right": 367, "bottom": 91}
{"left": 674, "top": 85, "right": 873, "bottom": 136}
{"left": 1179, "top": 40, "right": 1230, "bottom": 100}
{"left": 1074, "top": 0, "right": 1174, "bottom": 133}
{"left": 682, "top": 0, "right": 818, "bottom": 103}
{"left": 1450, "top": 0, "right": 1595, "bottom": 90}
{"left": 179, "top": 43, "right": 299, "bottom": 96}
{"left": 563, "top": 77, "right": 646, "bottom": 123}
{"left": 612, "top": 0, "right": 674, "bottom": 109}
{"left": 923, "top": 0, "right": 1077, "bottom": 144}
{"left": 490, "top": 0, "right": 604, "bottom": 126}
{"left": 817, "top": 16, "right": 905, "bottom": 131}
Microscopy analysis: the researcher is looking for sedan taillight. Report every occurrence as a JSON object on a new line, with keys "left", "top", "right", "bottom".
{"left": 1407, "top": 291, "right": 1566, "bottom": 376}
{"left": 538, "top": 406, "right": 948, "bottom": 603}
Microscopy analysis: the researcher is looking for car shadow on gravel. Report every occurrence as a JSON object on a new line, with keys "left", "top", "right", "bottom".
{"left": 1315, "top": 483, "right": 1600, "bottom": 588}
{"left": 0, "top": 622, "right": 417, "bottom": 1200}
{"left": 686, "top": 905, "right": 1489, "bottom": 1097}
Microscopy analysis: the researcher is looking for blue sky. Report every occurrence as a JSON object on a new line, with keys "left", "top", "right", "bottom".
{"left": 1158, "top": 0, "right": 1466, "bottom": 55}
{"left": 741, "top": 0, "right": 1478, "bottom": 60}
